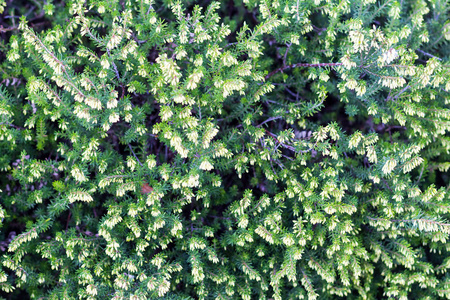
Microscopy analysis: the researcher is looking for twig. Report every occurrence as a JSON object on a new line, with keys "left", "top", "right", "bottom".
{"left": 312, "top": 25, "right": 327, "bottom": 35}
{"left": 86, "top": 28, "right": 122, "bottom": 83}
{"left": 280, "top": 154, "right": 294, "bottom": 161}
{"left": 257, "top": 116, "right": 283, "bottom": 127}
{"left": 128, "top": 144, "right": 143, "bottom": 166}
{"left": 131, "top": 32, "right": 148, "bottom": 44}
{"left": 386, "top": 85, "right": 410, "bottom": 101}
{"left": 106, "top": 49, "right": 121, "bottom": 81}
{"left": 225, "top": 42, "right": 237, "bottom": 48}
{"left": 368, "top": 0, "right": 394, "bottom": 21}
{"left": 416, "top": 49, "right": 442, "bottom": 61}
{"left": 0, "top": 122, "right": 25, "bottom": 130}
{"left": 66, "top": 212, "right": 71, "bottom": 230}
{"left": 385, "top": 125, "right": 406, "bottom": 131}
{"left": 0, "top": 25, "right": 18, "bottom": 32}
{"left": 381, "top": 178, "right": 393, "bottom": 192}
{"left": 265, "top": 130, "right": 312, "bottom": 154}
{"left": 265, "top": 62, "right": 342, "bottom": 80}
{"left": 415, "top": 164, "right": 425, "bottom": 185}
{"left": 283, "top": 42, "right": 292, "bottom": 67}
{"left": 146, "top": 4, "right": 153, "bottom": 14}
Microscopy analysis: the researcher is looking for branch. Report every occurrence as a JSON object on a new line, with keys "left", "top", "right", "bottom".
{"left": 415, "top": 164, "right": 425, "bottom": 185}
{"left": 257, "top": 116, "right": 283, "bottom": 127}
{"left": 0, "top": 122, "right": 25, "bottom": 130}
{"left": 265, "top": 130, "right": 312, "bottom": 154}
{"left": 128, "top": 144, "right": 143, "bottom": 166}
{"left": 386, "top": 85, "right": 410, "bottom": 101}
{"left": 265, "top": 62, "right": 342, "bottom": 80}
{"left": 107, "top": 48, "right": 121, "bottom": 81}
{"left": 283, "top": 42, "right": 292, "bottom": 66}
{"left": 416, "top": 49, "right": 442, "bottom": 61}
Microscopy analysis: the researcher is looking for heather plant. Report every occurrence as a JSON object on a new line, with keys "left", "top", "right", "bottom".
{"left": 0, "top": 0, "right": 449, "bottom": 299}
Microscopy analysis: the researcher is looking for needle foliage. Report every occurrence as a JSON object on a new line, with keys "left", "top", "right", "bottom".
{"left": 0, "top": 0, "right": 450, "bottom": 299}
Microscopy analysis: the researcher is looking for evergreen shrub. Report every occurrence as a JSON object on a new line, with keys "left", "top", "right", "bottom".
{"left": 0, "top": 0, "right": 450, "bottom": 299}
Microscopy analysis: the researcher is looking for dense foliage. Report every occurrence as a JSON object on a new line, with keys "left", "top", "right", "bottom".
{"left": 0, "top": 0, "right": 450, "bottom": 299}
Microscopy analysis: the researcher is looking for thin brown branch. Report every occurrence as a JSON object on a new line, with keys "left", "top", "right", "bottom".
{"left": 416, "top": 49, "right": 442, "bottom": 61}
{"left": 128, "top": 144, "right": 143, "bottom": 167}
{"left": 386, "top": 85, "right": 410, "bottom": 101}
{"left": 265, "top": 63, "right": 343, "bottom": 80}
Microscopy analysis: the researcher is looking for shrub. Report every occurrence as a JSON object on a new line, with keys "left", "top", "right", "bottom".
{"left": 0, "top": 0, "right": 450, "bottom": 299}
